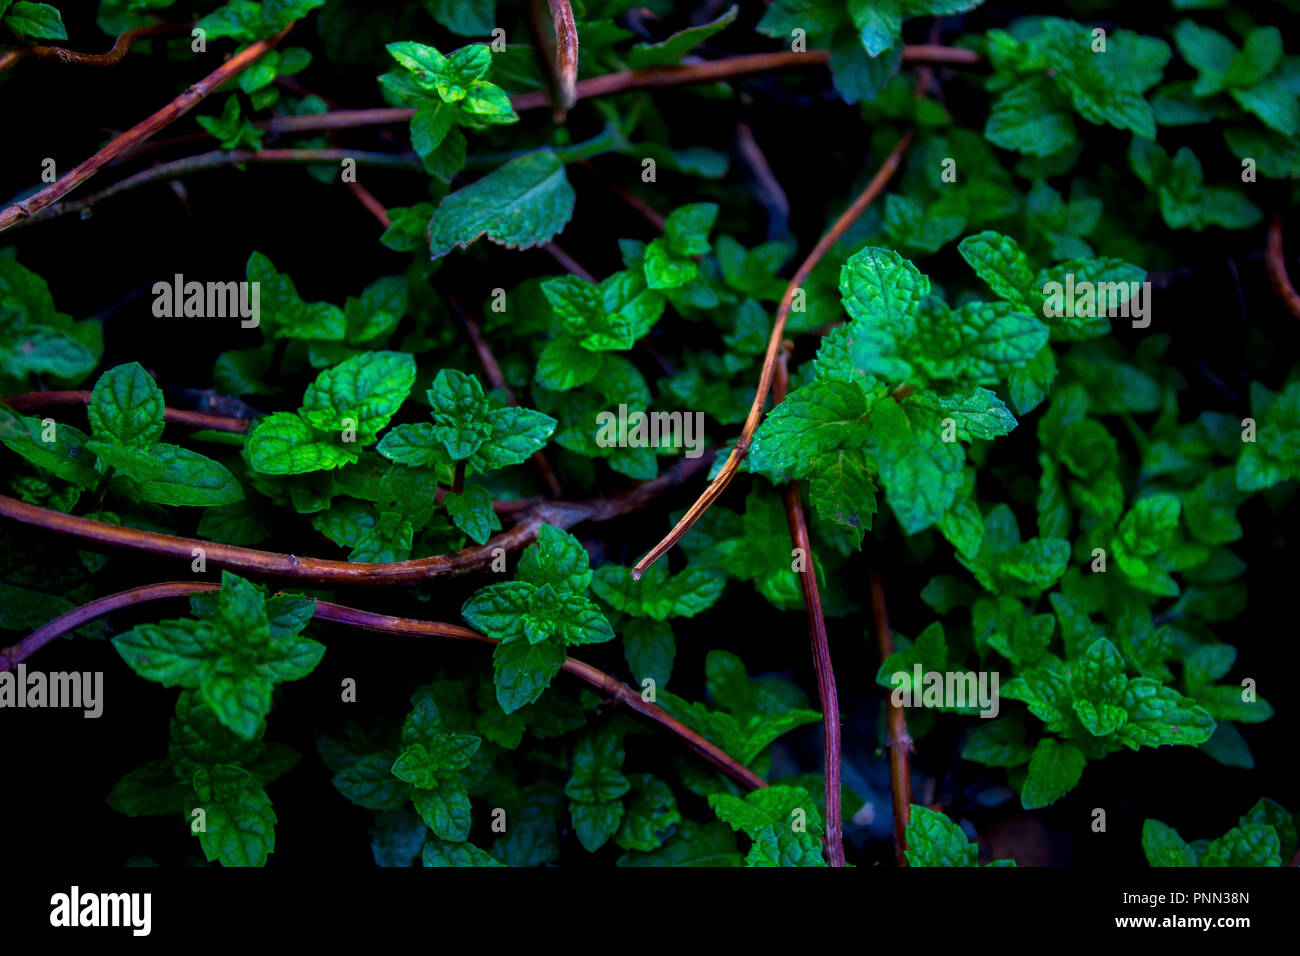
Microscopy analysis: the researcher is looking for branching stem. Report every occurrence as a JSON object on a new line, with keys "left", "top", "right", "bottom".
{"left": 0, "top": 21, "right": 192, "bottom": 75}
{"left": 774, "top": 347, "right": 845, "bottom": 867}
{"left": 871, "top": 569, "right": 913, "bottom": 866}
{"left": 0, "top": 24, "right": 296, "bottom": 233}
{"left": 631, "top": 129, "right": 915, "bottom": 579}
{"left": 0, "top": 454, "right": 711, "bottom": 586}
{"left": 0, "top": 581, "right": 766, "bottom": 791}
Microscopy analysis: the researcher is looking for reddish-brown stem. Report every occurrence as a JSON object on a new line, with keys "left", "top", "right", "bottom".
{"left": 870, "top": 569, "right": 912, "bottom": 866}
{"left": 631, "top": 129, "right": 915, "bottom": 579}
{"left": 5, "top": 149, "right": 418, "bottom": 230}
{"left": 543, "top": 242, "right": 597, "bottom": 282}
{"left": 774, "top": 347, "right": 845, "bottom": 867}
{"left": 0, "top": 453, "right": 710, "bottom": 586}
{"left": 577, "top": 160, "right": 666, "bottom": 231}
{"left": 0, "top": 21, "right": 192, "bottom": 75}
{"left": 0, "top": 24, "right": 295, "bottom": 233}
{"left": 3, "top": 390, "right": 249, "bottom": 433}
{"left": 1266, "top": 214, "right": 1300, "bottom": 321}
{"left": 545, "top": 0, "right": 580, "bottom": 117}
{"left": 257, "top": 47, "right": 977, "bottom": 138}
{"left": 452, "top": 460, "right": 467, "bottom": 496}
{"left": 735, "top": 123, "right": 789, "bottom": 239}
{"left": 900, "top": 44, "right": 980, "bottom": 64}
{"left": 345, "top": 181, "right": 393, "bottom": 229}
{"left": 0, "top": 581, "right": 215, "bottom": 669}
{"left": 0, "top": 581, "right": 766, "bottom": 791}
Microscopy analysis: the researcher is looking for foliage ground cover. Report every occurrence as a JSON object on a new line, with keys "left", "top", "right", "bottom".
{"left": 0, "top": 0, "right": 1296, "bottom": 870}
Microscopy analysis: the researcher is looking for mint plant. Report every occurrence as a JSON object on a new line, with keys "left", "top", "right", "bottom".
{"left": 0, "top": 0, "right": 1295, "bottom": 874}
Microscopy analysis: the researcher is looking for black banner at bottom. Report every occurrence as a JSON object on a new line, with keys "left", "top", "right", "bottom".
{"left": 8, "top": 865, "right": 1293, "bottom": 942}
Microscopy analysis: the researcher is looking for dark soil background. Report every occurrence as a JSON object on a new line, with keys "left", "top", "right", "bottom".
{"left": 2, "top": 0, "right": 1296, "bottom": 868}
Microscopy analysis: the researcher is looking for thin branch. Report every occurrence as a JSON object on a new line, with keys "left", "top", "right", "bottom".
{"left": 346, "top": 180, "right": 393, "bottom": 229}
{"left": 316, "top": 601, "right": 765, "bottom": 790}
{"left": 0, "top": 581, "right": 210, "bottom": 669}
{"left": 900, "top": 44, "right": 980, "bottom": 64}
{"left": 6, "top": 149, "right": 418, "bottom": 229}
{"left": 0, "top": 21, "right": 191, "bottom": 75}
{"left": 735, "top": 122, "right": 790, "bottom": 240}
{"left": 546, "top": 0, "right": 580, "bottom": 118}
{"left": 1266, "top": 214, "right": 1300, "bottom": 321}
{"left": 631, "top": 129, "right": 914, "bottom": 579}
{"left": 0, "top": 453, "right": 711, "bottom": 586}
{"left": 3, "top": 390, "right": 249, "bottom": 433}
{"left": 449, "top": 299, "right": 564, "bottom": 497}
{"left": 542, "top": 242, "right": 596, "bottom": 282}
{"left": 578, "top": 159, "right": 666, "bottom": 231}
{"left": 0, "top": 23, "right": 295, "bottom": 233}
{"left": 0, "top": 581, "right": 766, "bottom": 791}
{"left": 258, "top": 46, "right": 977, "bottom": 137}
{"left": 870, "top": 569, "right": 912, "bottom": 866}
{"left": 774, "top": 346, "right": 845, "bottom": 867}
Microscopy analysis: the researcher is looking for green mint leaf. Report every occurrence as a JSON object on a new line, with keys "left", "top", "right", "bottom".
{"left": 516, "top": 524, "right": 593, "bottom": 594}
{"left": 618, "top": 820, "right": 743, "bottom": 867}
{"left": 748, "top": 379, "right": 872, "bottom": 483}
{"left": 191, "top": 765, "right": 277, "bottom": 867}
{"left": 462, "top": 581, "right": 535, "bottom": 643}
{"left": 129, "top": 444, "right": 244, "bottom": 507}
{"left": 1142, "top": 818, "right": 1198, "bottom": 867}
{"left": 428, "top": 151, "right": 575, "bottom": 259}
{"left": 745, "top": 825, "right": 827, "bottom": 867}
{"left": 107, "top": 759, "right": 191, "bottom": 817}
{"left": 958, "top": 231, "right": 1038, "bottom": 313}
{"left": 375, "top": 423, "right": 449, "bottom": 468}
{"left": 1202, "top": 824, "right": 1282, "bottom": 867}
{"left": 423, "top": 837, "right": 504, "bottom": 866}
{"left": 333, "top": 753, "right": 408, "bottom": 811}
{"left": 904, "top": 805, "right": 978, "bottom": 866}
{"left": 472, "top": 405, "right": 556, "bottom": 472}
{"left": 1237, "top": 382, "right": 1300, "bottom": 491}
{"left": 1115, "top": 678, "right": 1216, "bottom": 749}
{"left": 247, "top": 412, "right": 357, "bottom": 474}
{"left": 1071, "top": 637, "right": 1129, "bottom": 736}
{"left": 590, "top": 562, "right": 725, "bottom": 621}
{"left": 808, "top": 448, "right": 877, "bottom": 548}
{"left": 1021, "top": 738, "right": 1086, "bottom": 809}
{"left": 444, "top": 484, "right": 501, "bottom": 544}
{"left": 734, "top": 710, "right": 822, "bottom": 765}
{"left": 4, "top": 1, "right": 66, "bottom": 40}
{"left": 426, "top": 368, "right": 491, "bottom": 458}
{"left": 622, "top": 618, "right": 676, "bottom": 688}
{"left": 88, "top": 362, "right": 165, "bottom": 450}
{"left": 840, "top": 246, "right": 929, "bottom": 384}
{"left": 986, "top": 77, "right": 1076, "bottom": 157}
{"left": 299, "top": 351, "right": 416, "bottom": 444}
{"left": 710, "top": 785, "right": 823, "bottom": 839}
{"left": 627, "top": 7, "right": 738, "bottom": 68}
{"left": 1173, "top": 20, "right": 1236, "bottom": 97}
{"left": 572, "top": 800, "right": 624, "bottom": 852}
{"left": 614, "top": 774, "right": 681, "bottom": 852}
{"left": 1240, "top": 798, "right": 1297, "bottom": 860}
{"left": 411, "top": 778, "right": 472, "bottom": 842}
{"left": 113, "top": 619, "right": 219, "bottom": 687}
{"left": 0, "top": 411, "right": 98, "bottom": 487}
{"left": 867, "top": 395, "right": 964, "bottom": 534}
{"left": 566, "top": 726, "right": 630, "bottom": 804}
{"left": 961, "top": 719, "right": 1033, "bottom": 767}
{"left": 423, "top": 0, "right": 494, "bottom": 36}
{"left": 491, "top": 637, "right": 566, "bottom": 714}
